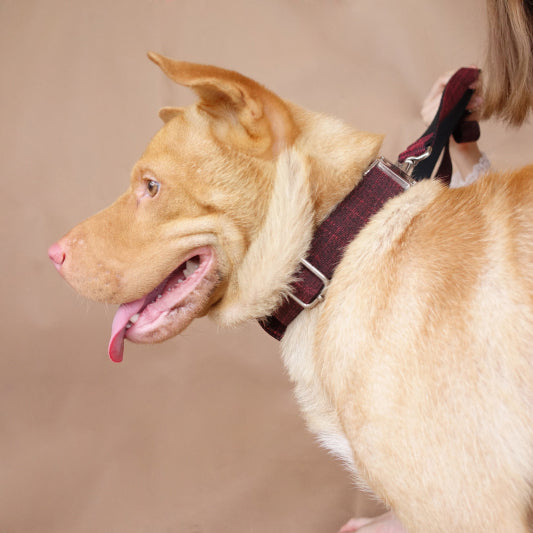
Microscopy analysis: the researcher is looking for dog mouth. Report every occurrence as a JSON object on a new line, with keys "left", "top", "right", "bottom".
{"left": 108, "top": 246, "right": 218, "bottom": 363}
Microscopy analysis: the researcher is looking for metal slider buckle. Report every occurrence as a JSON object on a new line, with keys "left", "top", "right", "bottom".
{"left": 288, "top": 259, "right": 329, "bottom": 309}
{"left": 364, "top": 157, "right": 416, "bottom": 189}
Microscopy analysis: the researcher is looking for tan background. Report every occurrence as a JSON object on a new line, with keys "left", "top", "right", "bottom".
{"left": 1, "top": 1, "right": 532, "bottom": 532}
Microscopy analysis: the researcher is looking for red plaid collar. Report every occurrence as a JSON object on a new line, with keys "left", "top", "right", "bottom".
{"left": 259, "top": 67, "right": 480, "bottom": 341}
{"left": 259, "top": 158, "right": 413, "bottom": 340}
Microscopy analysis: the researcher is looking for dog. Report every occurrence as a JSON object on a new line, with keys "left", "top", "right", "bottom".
{"left": 48, "top": 53, "right": 533, "bottom": 532}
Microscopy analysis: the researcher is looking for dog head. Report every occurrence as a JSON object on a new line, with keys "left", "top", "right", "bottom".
{"left": 48, "top": 53, "right": 300, "bottom": 361}
{"left": 48, "top": 53, "right": 382, "bottom": 362}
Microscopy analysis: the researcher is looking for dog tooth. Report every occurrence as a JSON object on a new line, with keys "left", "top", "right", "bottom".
{"left": 130, "top": 313, "right": 140, "bottom": 324}
{"left": 183, "top": 258, "right": 199, "bottom": 278}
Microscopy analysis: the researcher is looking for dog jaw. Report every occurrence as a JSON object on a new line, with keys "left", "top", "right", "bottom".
{"left": 108, "top": 247, "right": 219, "bottom": 362}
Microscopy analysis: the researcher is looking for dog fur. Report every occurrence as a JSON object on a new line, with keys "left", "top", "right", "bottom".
{"left": 49, "top": 53, "right": 533, "bottom": 532}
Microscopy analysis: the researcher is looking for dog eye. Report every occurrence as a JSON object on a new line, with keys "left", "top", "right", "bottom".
{"left": 146, "top": 179, "right": 160, "bottom": 197}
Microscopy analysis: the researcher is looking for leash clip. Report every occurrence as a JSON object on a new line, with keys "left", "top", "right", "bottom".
{"left": 288, "top": 259, "right": 329, "bottom": 309}
{"left": 398, "top": 146, "right": 432, "bottom": 176}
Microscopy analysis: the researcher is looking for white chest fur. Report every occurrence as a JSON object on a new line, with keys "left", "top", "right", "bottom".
{"left": 281, "top": 308, "right": 357, "bottom": 474}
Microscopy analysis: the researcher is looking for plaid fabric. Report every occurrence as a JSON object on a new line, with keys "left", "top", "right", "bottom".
{"left": 259, "top": 164, "right": 405, "bottom": 340}
{"left": 453, "top": 120, "right": 480, "bottom": 143}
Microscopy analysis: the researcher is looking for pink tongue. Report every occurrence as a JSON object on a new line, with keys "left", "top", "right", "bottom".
{"left": 108, "top": 298, "right": 146, "bottom": 363}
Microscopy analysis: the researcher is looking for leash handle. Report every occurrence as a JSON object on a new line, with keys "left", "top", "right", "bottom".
{"left": 398, "top": 67, "right": 481, "bottom": 184}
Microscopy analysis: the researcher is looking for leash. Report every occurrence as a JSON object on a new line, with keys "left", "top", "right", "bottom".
{"left": 398, "top": 67, "right": 481, "bottom": 183}
{"left": 260, "top": 67, "right": 481, "bottom": 341}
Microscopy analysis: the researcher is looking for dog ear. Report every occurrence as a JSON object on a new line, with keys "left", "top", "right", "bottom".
{"left": 147, "top": 52, "right": 297, "bottom": 158}
{"left": 158, "top": 106, "right": 185, "bottom": 123}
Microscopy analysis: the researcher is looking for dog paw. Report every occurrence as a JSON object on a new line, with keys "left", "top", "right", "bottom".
{"left": 338, "top": 510, "right": 406, "bottom": 533}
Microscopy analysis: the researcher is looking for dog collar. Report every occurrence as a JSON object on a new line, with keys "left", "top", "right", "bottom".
{"left": 259, "top": 67, "right": 480, "bottom": 341}
{"left": 259, "top": 158, "right": 414, "bottom": 340}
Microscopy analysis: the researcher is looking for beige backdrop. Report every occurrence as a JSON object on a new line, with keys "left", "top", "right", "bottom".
{"left": 2, "top": 1, "right": 532, "bottom": 532}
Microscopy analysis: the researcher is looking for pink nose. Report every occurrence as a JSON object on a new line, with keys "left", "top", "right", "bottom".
{"left": 48, "top": 242, "right": 66, "bottom": 271}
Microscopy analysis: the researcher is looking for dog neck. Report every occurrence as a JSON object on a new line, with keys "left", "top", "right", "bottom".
{"left": 210, "top": 109, "right": 383, "bottom": 328}
{"left": 288, "top": 103, "right": 384, "bottom": 223}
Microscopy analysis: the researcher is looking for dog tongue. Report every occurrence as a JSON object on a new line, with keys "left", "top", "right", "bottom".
{"left": 108, "top": 298, "right": 145, "bottom": 363}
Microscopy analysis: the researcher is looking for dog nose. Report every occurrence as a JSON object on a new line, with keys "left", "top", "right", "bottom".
{"left": 48, "top": 242, "right": 66, "bottom": 271}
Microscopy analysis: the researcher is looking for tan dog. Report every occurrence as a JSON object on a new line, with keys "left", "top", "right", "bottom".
{"left": 49, "top": 53, "right": 533, "bottom": 532}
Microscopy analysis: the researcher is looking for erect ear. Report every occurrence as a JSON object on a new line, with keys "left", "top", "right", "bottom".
{"left": 147, "top": 52, "right": 297, "bottom": 158}
{"left": 158, "top": 106, "right": 185, "bottom": 123}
